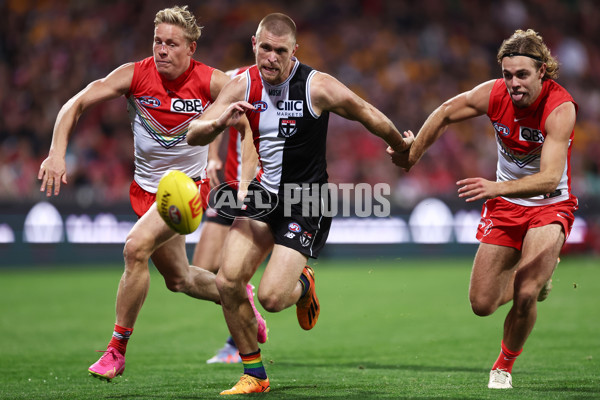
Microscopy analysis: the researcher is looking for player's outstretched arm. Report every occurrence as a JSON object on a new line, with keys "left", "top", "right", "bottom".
{"left": 38, "top": 63, "right": 134, "bottom": 197}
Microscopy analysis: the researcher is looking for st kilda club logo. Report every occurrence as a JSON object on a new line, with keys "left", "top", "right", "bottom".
{"left": 278, "top": 118, "right": 297, "bottom": 138}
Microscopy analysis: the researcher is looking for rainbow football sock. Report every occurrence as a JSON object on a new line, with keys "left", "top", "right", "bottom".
{"left": 240, "top": 349, "right": 267, "bottom": 380}
{"left": 299, "top": 268, "right": 310, "bottom": 298}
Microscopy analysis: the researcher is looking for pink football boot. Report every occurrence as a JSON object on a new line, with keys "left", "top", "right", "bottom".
{"left": 247, "top": 284, "right": 268, "bottom": 343}
{"left": 88, "top": 347, "right": 125, "bottom": 381}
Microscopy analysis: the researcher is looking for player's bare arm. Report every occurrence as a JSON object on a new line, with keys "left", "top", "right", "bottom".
{"left": 238, "top": 122, "right": 259, "bottom": 201}
{"left": 38, "top": 63, "right": 134, "bottom": 197}
{"left": 310, "top": 72, "right": 412, "bottom": 152}
{"left": 188, "top": 75, "right": 254, "bottom": 146}
{"left": 458, "top": 101, "right": 576, "bottom": 202}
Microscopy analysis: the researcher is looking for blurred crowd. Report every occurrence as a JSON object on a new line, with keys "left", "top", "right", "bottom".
{"left": 1, "top": 0, "right": 599, "bottom": 214}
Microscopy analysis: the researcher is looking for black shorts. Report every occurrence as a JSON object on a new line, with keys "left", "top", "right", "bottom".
{"left": 203, "top": 183, "right": 239, "bottom": 226}
{"left": 240, "top": 180, "right": 332, "bottom": 258}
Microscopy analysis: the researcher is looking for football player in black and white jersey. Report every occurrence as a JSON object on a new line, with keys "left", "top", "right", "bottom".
{"left": 187, "top": 13, "right": 413, "bottom": 395}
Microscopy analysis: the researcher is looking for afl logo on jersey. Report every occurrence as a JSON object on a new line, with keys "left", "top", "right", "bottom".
{"left": 139, "top": 96, "right": 161, "bottom": 108}
{"left": 288, "top": 222, "right": 301, "bottom": 232}
{"left": 252, "top": 101, "right": 268, "bottom": 112}
{"left": 279, "top": 119, "right": 297, "bottom": 138}
{"left": 493, "top": 122, "right": 510, "bottom": 137}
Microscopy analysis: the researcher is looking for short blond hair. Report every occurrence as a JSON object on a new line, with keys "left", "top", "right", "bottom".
{"left": 497, "top": 29, "right": 559, "bottom": 80}
{"left": 154, "top": 5, "right": 202, "bottom": 43}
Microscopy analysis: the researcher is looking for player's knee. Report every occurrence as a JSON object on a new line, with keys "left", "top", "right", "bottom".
{"left": 164, "top": 275, "right": 186, "bottom": 293}
{"left": 470, "top": 296, "right": 497, "bottom": 316}
{"left": 257, "top": 290, "right": 285, "bottom": 313}
{"left": 258, "top": 296, "right": 283, "bottom": 313}
{"left": 215, "top": 272, "right": 235, "bottom": 298}
{"left": 123, "top": 234, "right": 152, "bottom": 267}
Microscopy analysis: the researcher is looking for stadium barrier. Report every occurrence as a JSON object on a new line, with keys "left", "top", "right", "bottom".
{"left": 0, "top": 199, "right": 590, "bottom": 266}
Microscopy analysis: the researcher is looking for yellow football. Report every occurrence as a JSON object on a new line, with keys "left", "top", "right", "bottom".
{"left": 156, "top": 170, "right": 203, "bottom": 235}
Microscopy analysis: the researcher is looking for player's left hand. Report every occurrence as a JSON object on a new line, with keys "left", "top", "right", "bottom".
{"left": 38, "top": 155, "right": 67, "bottom": 197}
{"left": 215, "top": 101, "right": 256, "bottom": 131}
{"left": 386, "top": 130, "right": 415, "bottom": 171}
{"left": 457, "top": 177, "right": 498, "bottom": 202}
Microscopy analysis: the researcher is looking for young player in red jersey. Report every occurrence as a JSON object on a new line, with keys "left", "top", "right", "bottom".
{"left": 38, "top": 6, "right": 265, "bottom": 381}
{"left": 388, "top": 29, "right": 578, "bottom": 389}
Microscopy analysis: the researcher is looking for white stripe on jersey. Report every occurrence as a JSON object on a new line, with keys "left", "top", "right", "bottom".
{"left": 306, "top": 70, "right": 319, "bottom": 119}
{"left": 235, "top": 135, "right": 242, "bottom": 181}
{"left": 245, "top": 62, "right": 301, "bottom": 193}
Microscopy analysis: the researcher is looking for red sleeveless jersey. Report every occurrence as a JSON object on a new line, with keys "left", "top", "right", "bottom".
{"left": 126, "top": 57, "right": 214, "bottom": 192}
{"left": 487, "top": 78, "right": 577, "bottom": 206}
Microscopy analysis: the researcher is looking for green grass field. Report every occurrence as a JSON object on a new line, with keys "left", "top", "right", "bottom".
{"left": 0, "top": 256, "right": 598, "bottom": 399}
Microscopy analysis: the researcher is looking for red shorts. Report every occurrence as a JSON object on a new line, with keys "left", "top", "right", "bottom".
{"left": 129, "top": 178, "right": 210, "bottom": 218}
{"left": 477, "top": 197, "right": 578, "bottom": 251}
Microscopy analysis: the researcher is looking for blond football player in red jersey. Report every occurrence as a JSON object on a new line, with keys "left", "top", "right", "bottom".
{"left": 388, "top": 29, "right": 578, "bottom": 389}
{"left": 37, "top": 5, "right": 266, "bottom": 381}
